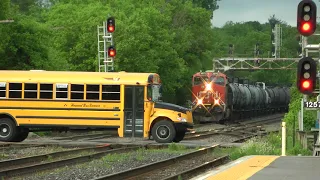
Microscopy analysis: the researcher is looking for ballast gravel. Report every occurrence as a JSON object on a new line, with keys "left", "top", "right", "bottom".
{"left": 16, "top": 148, "right": 194, "bottom": 180}
{"left": 0, "top": 146, "right": 77, "bottom": 161}
{"left": 134, "top": 152, "right": 225, "bottom": 180}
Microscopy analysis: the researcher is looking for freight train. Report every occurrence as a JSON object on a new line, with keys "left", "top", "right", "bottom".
{"left": 191, "top": 71, "right": 290, "bottom": 123}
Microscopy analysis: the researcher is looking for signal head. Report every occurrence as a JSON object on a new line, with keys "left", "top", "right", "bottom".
{"left": 297, "top": 56, "right": 317, "bottom": 94}
{"left": 297, "top": 0, "right": 317, "bottom": 36}
{"left": 107, "top": 17, "right": 115, "bottom": 33}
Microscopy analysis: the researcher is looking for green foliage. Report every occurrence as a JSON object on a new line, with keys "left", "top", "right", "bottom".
{"left": 168, "top": 143, "right": 187, "bottom": 151}
{"left": 283, "top": 84, "right": 317, "bottom": 132}
{"left": 229, "top": 133, "right": 312, "bottom": 160}
{"left": 229, "top": 137, "right": 281, "bottom": 160}
{"left": 0, "top": 0, "right": 10, "bottom": 19}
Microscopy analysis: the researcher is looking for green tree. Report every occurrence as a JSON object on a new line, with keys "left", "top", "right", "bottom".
{"left": 0, "top": 0, "right": 10, "bottom": 19}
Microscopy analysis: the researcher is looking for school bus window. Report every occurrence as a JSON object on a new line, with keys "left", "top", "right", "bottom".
{"left": 24, "top": 83, "right": 38, "bottom": 99}
{"left": 102, "top": 85, "right": 120, "bottom": 100}
{"left": 86, "top": 84, "right": 99, "bottom": 100}
{"left": 0, "top": 82, "right": 6, "bottom": 98}
{"left": 40, "top": 84, "right": 53, "bottom": 99}
{"left": 71, "top": 84, "right": 84, "bottom": 99}
{"left": 56, "top": 83, "right": 68, "bottom": 99}
{"left": 9, "top": 83, "right": 22, "bottom": 98}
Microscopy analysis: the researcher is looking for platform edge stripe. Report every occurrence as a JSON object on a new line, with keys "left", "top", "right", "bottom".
{"left": 238, "top": 156, "right": 280, "bottom": 180}
{"left": 205, "top": 155, "right": 279, "bottom": 180}
{"left": 189, "top": 156, "right": 255, "bottom": 180}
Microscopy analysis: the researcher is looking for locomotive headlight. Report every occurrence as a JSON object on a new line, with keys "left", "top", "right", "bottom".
{"left": 205, "top": 84, "right": 211, "bottom": 91}
{"left": 214, "top": 98, "right": 220, "bottom": 105}
{"left": 197, "top": 99, "right": 203, "bottom": 105}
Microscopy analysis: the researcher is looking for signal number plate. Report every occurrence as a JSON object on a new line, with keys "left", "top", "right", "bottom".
{"left": 304, "top": 101, "right": 320, "bottom": 108}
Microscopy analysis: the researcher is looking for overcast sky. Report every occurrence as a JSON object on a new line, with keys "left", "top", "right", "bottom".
{"left": 211, "top": 0, "right": 320, "bottom": 27}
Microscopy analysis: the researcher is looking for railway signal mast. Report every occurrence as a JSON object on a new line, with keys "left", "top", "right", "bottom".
{"left": 296, "top": 0, "right": 320, "bottom": 156}
{"left": 271, "top": 24, "right": 282, "bottom": 58}
{"left": 97, "top": 16, "right": 116, "bottom": 72}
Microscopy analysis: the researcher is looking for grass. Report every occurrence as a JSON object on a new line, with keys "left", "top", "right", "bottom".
{"left": 222, "top": 132, "right": 313, "bottom": 161}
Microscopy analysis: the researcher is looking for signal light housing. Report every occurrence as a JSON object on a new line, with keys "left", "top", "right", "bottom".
{"left": 297, "top": 0, "right": 317, "bottom": 36}
{"left": 108, "top": 46, "right": 116, "bottom": 57}
{"left": 107, "top": 17, "right": 115, "bottom": 33}
{"left": 297, "top": 57, "right": 317, "bottom": 94}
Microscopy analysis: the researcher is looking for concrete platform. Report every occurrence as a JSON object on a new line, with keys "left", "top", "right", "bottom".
{"left": 191, "top": 155, "right": 320, "bottom": 180}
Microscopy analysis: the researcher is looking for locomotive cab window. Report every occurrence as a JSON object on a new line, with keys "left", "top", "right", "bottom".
{"left": 214, "top": 77, "right": 225, "bottom": 86}
{"left": 193, "top": 77, "right": 202, "bottom": 85}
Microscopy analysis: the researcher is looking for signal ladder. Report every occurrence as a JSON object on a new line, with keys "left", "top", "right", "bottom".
{"left": 97, "top": 21, "right": 114, "bottom": 72}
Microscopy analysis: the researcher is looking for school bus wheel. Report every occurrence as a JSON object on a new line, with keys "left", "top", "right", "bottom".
{"left": 13, "top": 128, "right": 29, "bottom": 142}
{"left": 151, "top": 120, "right": 176, "bottom": 143}
{"left": 173, "top": 131, "right": 186, "bottom": 143}
{"left": 0, "top": 118, "right": 19, "bottom": 142}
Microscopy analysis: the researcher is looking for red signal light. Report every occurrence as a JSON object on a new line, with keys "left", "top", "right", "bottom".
{"left": 302, "top": 80, "right": 311, "bottom": 89}
{"left": 108, "top": 46, "right": 116, "bottom": 57}
{"left": 107, "top": 25, "right": 114, "bottom": 33}
{"left": 302, "top": 22, "right": 311, "bottom": 32}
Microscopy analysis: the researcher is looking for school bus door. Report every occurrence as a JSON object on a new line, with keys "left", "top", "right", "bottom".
{"left": 123, "top": 86, "right": 144, "bottom": 137}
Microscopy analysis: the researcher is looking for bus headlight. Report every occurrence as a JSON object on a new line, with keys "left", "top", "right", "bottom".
{"left": 197, "top": 99, "right": 203, "bottom": 105}
{"left": 177, "top": 117, "right": 187, "bottom": 122}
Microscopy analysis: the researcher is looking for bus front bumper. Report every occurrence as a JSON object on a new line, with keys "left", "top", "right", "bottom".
{"left": 174, "top": 122, "right": 194, "bottom": 132}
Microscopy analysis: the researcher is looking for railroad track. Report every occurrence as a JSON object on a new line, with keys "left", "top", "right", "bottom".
{"left": 193, "top": 113, "right": 284, "bottom": 129}
{"left": 93, "top": 128, "right": 271, "bottom": 180}
{"left": 53, "top": 132, "right": 118, "bottom": 141}
{"left": 0, "top": 144, "right": 167, "bottom": 178}
{"left": 185, "top": 114, "right": 283, "bottom": 140}
{"left": 0, "top": 143, "right": 48, "bottom": 151}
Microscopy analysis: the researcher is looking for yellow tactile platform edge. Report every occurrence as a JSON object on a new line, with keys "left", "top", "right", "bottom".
{"left": 206, "top": 155, "right": 280, "bottom": 180}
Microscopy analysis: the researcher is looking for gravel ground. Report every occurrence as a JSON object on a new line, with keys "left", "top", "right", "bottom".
{"left": 198, "top": 134, "right": 240, "bottom": 143}
{"left": 194, "top": 123, "right": 227, "bottom": 132}
{"left": 14, "top": 148, "right": 194, "bottom": 180}
{"left": 132, "top": 151, "right": 225, "bottom": 180}
{"left": 0, "top": 146, "right": 78, "bottom": 161}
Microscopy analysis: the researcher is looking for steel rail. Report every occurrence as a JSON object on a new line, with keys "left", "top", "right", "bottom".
{"left": 92, "top": 144, "right": 221, "bottom": 180}
{"left": 93, "top": 127, "right": 278, "bottom": 180}
{"left": 163, "top": 155, "right": 229, "bottom": 180}
{"left": 0, "top": 144, "right": 157, "bottom": 178}
{"left": 185, "top": 115, "right": 282, "bottom": 140}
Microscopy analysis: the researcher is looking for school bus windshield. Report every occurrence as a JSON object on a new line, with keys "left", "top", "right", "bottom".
{"left": 147, "top": 84, "right": 162, "bottom": 101}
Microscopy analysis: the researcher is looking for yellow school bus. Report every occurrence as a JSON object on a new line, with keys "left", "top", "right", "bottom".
{"left": 0, "top": 70, "right": 193, "bottom": 143}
